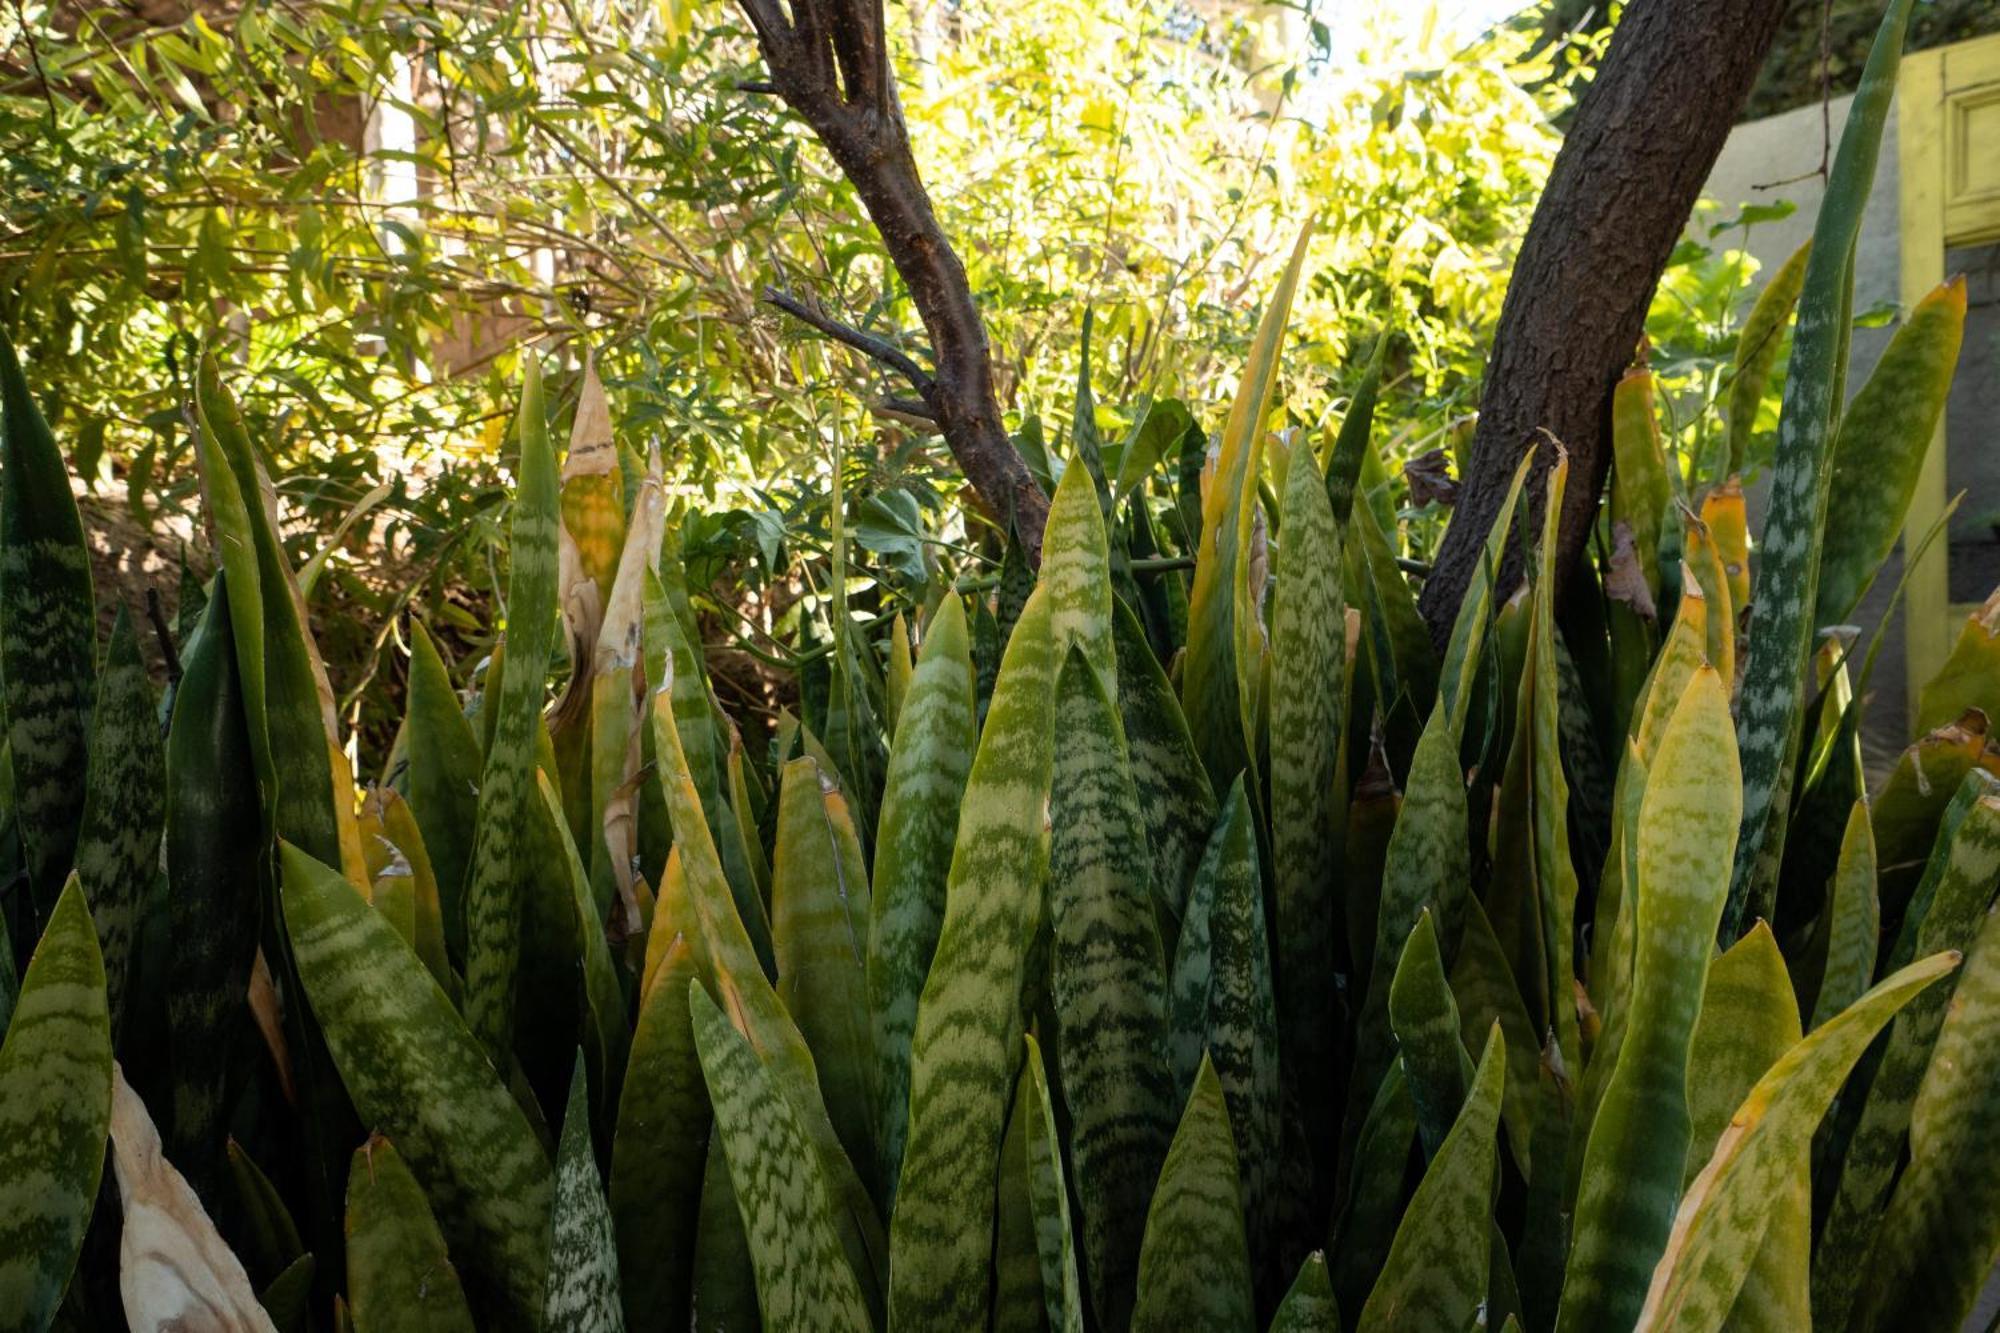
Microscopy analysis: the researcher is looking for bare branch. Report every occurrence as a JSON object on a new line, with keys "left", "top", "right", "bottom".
{"left": 762, "top": 287, "right": 935, "bottom": 397}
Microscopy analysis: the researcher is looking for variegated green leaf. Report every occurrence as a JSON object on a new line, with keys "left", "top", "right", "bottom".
{"left": 1356, "top": 1024, "right": 1503, "bottom": 1333}
{"left": 403, "top": 618, "right": 483, "bottom": 963}
{"left": 689, "top": 980, "right": 872, "bottom": 1333}
{"left": 281, "top": 842, "right": 552, "bottom": 1329}
{"left": 1112, "top": 595, "right": 1215, "bottom": 939}
{"left": 610, "top": 932, "right": 708, "bottom": 1331}
{"left": 1731, "top": 0, "right": 1919, "bottom": 935}
{"left": 0, "top": 329, "right": 97, "bottom": 915}
{"left": 1042, "top": 440, "right": 1117, "bottom": 692}
{"left": 1131, "top": 1056, "right": 1254, "bottom": 1333}
{"left": 1815, "top": 276, "right": 1967, "bottom": 628}
{"left": 1682, "top": 924, "right": 1806, "bottom": 1332}
{"left": 464, "top": 359, "right": 563, "bottom": 1064}
{"left": 1437, "top": 451, "right": 1532, "bottom": 739}
{"left": 1559, "top": 667, "right": 1738, "bottom": 1333}
{"left": 545, "top": 1058, "right": 624, "bottom": 1332}
{"left": 1809, "top": 798, "right": 1879, "bottom": 1028}
{"left": 868, "top": 594, "right": 976, "bottom": 1197}
{"left": 1023, "top": 1034, "right": 1087, "bottom": 1333}
{"left": 771, "top": 754, "right": 875, "bottom": 1192}
{"left": 994, "top": 1060, "right": 1048, "bottom": 1333}
{"left": 1635, "top": 952, "right": 1957, "bottom": 1332}
{"left": 1915, "top": 589, "right": 2000, "bottom": 738}
{"left": 1048, "top": 646, "right": 1173, "bottom": 1331}
{"left": 1270, "top": 1252, "right": 1340, "bottom": 1332}
{"left": 1329, "top": 1062, "right": 1416, "bottom": 1317}
{"left": 1322, "top": 328, "right": 1387, "bottom": 527}
{"left": 1725, "top": 240, "right": 1810, "bottom": 476}
{"left": 72, "top": 604, "right": 162, "bottom": 1038}
{"left": 690, "top": 1132, "right": 758, "bottom": 1333}
{"left": 1389, "top": 910, "right": 1472, "bottom": 1160}
{"left": 1448, "top": 896, "right": 1541, "bottom": 1175}
{"left": 535, "top": 772, "right": 629, "bottom": 1121}
{"left": 891, "top": 586, "right": 1057, "bottom": 1327}
{"left": 0, "top": 876, "right": 111, "bottom": 1333}
{"left": 345, "top": 1136, "right": 477, "bottom": 1333}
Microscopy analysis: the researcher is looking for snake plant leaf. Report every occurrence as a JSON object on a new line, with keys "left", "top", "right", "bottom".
{"left": 345, "top": 1137, "right": 477, "bottom": 1333}
{"left": 1184, "top": 219, "right": 1312, "bottom": 787}
{"left": 1270, "top": 1252, "right": 1340, "bottom": 1332}
{"left": 884, "top": 611, "right": 914, "bottom": 736}
{"left": 1815, "top": 276, "right": 1967, "bottom": 629}
{"left": 1048, "top": 646, "right": 1173, "bottom": 1331}
{"left": 1329, "top": 1062, "right": 1417, "bottom": 1317}
{"left": 535, "top": 772, "right": 629, "bottom": 1121}
{"left": 1682, "top": 924, "right": 1807, "bottom": 1331}
{"left": 1698, "top": 478, "right": 1751, "bottom": 617}
{"left": 1635, "top": 950, "right": 1957, "bottom": 1333}
{"left": 464, "top": 358, "right": 563, "bottom": 1064}
{"left": 1348, "top": 489, "right": 1439, "bottom": 732}
{"left": 1024, "top": 1034, "right": 1087, "bottom": 1333}
{"left": 1812, "top": 770, "right": 2000, "bottom": 1327}
{"left": 1271, "top": 428, "right": 1345, "bottom": 1142}
{"left": 0, "top": 329, "right": 98, "bottom": 917}
{"left": 1166, "top": 778, "right": 1283, "bottom": 1274}
{"left": 1449, "top": 896, "right": 1542, "bottom": 1173}
{"left": 1809, "top": 799, "right": 1880, "bottom": 1028}
{"left": 690, "top": 1131, "right": 759, "bottom": 1333}
{"left": 610, "top": 931, "right": 708, "bottom": 1331}
{"left": 1323, "top": 328, "right": 1388, "bottom": 528}
{"left": 1611, "top": 370, "right": 1670, "bottom": 605}
{"left": 404, "top": 619, "right": 484, "bottom": 963}
{"left": 1112, "top": 595, "right": 1216, "bottom": 940}
{"left": 0, "top": 876, "right": 112, "bottom": 1333}
{"left": 551, "top": 355, "right": 626, "bottom": 744}
{"left": 281, "top": 842, "right": 552, "bottom": 1329}
{"left": 1681, "top": 510, "right": 1737, "bottom": 685}
{"left": 1872, "top": 710, "right": 1994, "bottom": 935}
{"left": 163, "top": 580, "right": 262, "bottom": 1186}
{"left": 1855, "top": 901, "right": 2000, "bottom": 1331}
{"left": 1043, "top": 438, "right": 1117, "bottom": 692}
{"left": 365, "top": 787, "right": 454, "bottom": 999}
{"left": 545, "top": 1058, "right": 624, "bottom": 1332}
{"left": 1356, "top": 1023, "right": 1504, "bottom": 1333}
{"left": 867, "top": 593, "right": 976, "bottom": 1197}
{"left": 1438, "top": 452, "right": 1533, "bottom": 741}
{"left": 1559, "top": 667, "right": 1738, "bottom": 1333}
{"left": 771, "top": 755, "right": 876, "bottom": 1192}
{"left": 994, "top": 1063, "right": 1047, "bottom": 1333}
{"left": 1725, "top": 240, "right": 1811, "bottom": 476}
{"left": 72, "top": 605, "right": 163, "bottom": 1039}
{"left": 1732, "top": 0, "right": 1920, "bottom": 937}
{"left": 1915, "top": 589, "right": 2000, "bottom": 737}
{"left": 1389, "top": 910, "right": 1473, "bottom": 1160}
{"left": 688, "top": 980, "right": 873, "bottom": 1333}
{"left": 891, "top": 586, "right": 1057, "bottom": 1328}
{"left": 1132, "top": 1056, "right": 1255, "bottom": 1333}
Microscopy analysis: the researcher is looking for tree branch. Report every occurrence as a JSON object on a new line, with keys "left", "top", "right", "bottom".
{"left": 762, "top": 287, "right": 935, "bottom": 397}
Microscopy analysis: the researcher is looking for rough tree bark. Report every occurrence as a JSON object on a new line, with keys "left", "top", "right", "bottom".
{"left": 732, "top": 0, "right": 1052, "bottom": 560}
{"left": 1416, "top": 0, "right": 1791, "bottom": 645}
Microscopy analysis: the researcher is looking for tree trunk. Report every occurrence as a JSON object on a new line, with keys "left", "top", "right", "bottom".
{"left": 1417, "top": 0, "right": 1791, "bottom": 645}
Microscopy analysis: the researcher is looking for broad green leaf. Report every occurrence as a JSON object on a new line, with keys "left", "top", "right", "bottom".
{"left": 1270, "top": 1252, "right": 1340, "bottom": 1332}
{"left": 1329, "top": 1063, "right": 1416, "bottom": 1317}
{"left": 1915, "top": 588, "right": 2000, "bottom": 737}
{"left": 163, "top": 579, "right": 261, "bottom": 1187}
{"left": 281, "top": 843, "right": 552, "bottom": 1329}
{"left": 464, "top": 359, "right": 564, "bottom": 1064}
{"left": 689, "top": 981, "right": 872, "bottom": 1332}
{"left": 1857, "top": 902, "right": 2000, "bottom": 1331}
{"left": 690, "top": 1133, "right": 758, "bottom": 1333}
{"left": 1131, "top": 1056, "right": 1254, "bottom": 1333}
{"left": 1112, "top": 596, "right": 1215, "bottom": 939}
{"left": 535, "top": 772, "right": 629, "bottom": 1122}
{"left": 1559, "top": 668, "right": 1738, "bottom": 1333}
{"left": 1437, "top": 452, "right": 1532, "bottom": 740}
{"left": 1815, "top": 276, "right": 1967, "bottom": 628}
{"left": 1048, "top": 647, "right": 1173, "bottom": 1331}
{"left": 1388, "top": 911, "right": 1472, "bottom": 1160}
{"left": 1872, "top": 710, "right": 1994, "bottom": 934}
{"left": 1270, "top": 426, "right": 1345, "bottom": 1154}
{"left": 867, "top": 594, "right": 976, "bottom": 1196}
{"left": 771, "top": 755, "right": 875, "bottom": 1191}
{"left": 404, "top": 618, "right": 483, "bottom": 963}
{"left": 545, "top": 1058, "right": 624, "bottom": 1332}
{"left": 73, "top": 605, "right": 163, "bottom": 1038}
{"left": 891, "top": 586, "right": 1057, "bottom": 1327}
{"left": 1023, "top": 1035, "right": 1087, "bottom": 1333}
{"left": 1322, "top": 328, "right": 1388, "bottom": 527}
{"left": 1610, "top": 369, "right": 1670, "bottom": 606}
{"left": 1809, "top": 799, "right": 1879, "bottom": 1028}
{"left": 0, "top": 328, "right": 97, "bottom": 914}
{"left": 610, "top": 932, "right": 708, "bottom": 1331}
{"left": 1725, "top": 240, "right": 1810, "bottom": 476}
{"left": 0, "top": 876, "right": 111, "bottom": 1333}
{"left": 1166, "top": 780, "right": 1282, "bottom": 1268}
{"left": 1812, "top": 771, "right": 2000, "bottom": 1327}
{"left": 1357, "top": 1024, "right": 1504, "bottom": 1333}
{"left": 1184, "top": 220, "right": 1312, "bottom": 787}
{"left": 345, "top": 1137, "right": 477, "bottom": 1333}
{"left": 1732, "top": 0, "right": 1920, "bottom": 936}
{"left": 1043, "top": 439, "right": 1116, "bottom": 690}
{"left": 1348, "top": 489, "right": 1438, "bottom": 730}
{"left": 994, "top": 1062, "right": 1047, "bottom": 1333}
{"left": 1682, "top": 925, "right": 1806, "bottom": 1331}
{"left": 1448, "top": 896, "right": 1542, "bottom": 1174}
{"left": 1635, "top": 952, "right": 1957, "bottom": 1332}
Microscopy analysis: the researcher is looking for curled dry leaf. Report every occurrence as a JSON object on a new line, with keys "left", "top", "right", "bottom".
{"left": 1604, "top": 521, "right": 1658, "bottom": 621}
{"left": 1404, "top": 447, "right": 1460, "bottom": 509}
{"left": 109, "top": 1063, "right": 277, "bottom": 1333}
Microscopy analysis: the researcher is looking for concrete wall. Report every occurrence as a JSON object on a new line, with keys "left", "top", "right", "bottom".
{"left": 1699, "top": 91, "right": 2000, "bottom": 771}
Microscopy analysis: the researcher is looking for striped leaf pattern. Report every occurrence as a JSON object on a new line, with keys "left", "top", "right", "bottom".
{"left": 546, "top": 1058, "right": 625, "bottom": 1332}
{"left": 1023, "top": 1034, "right": 1088, "bottom": 1333}
{"left": 1389, "top": 910, "right": 1472, "bottom": 1159}
{"left": 281, "top": 842, "right": 553, "bottom": 1330}
{"left": 0, "top": 329, "right": 98, "bottom": 913}
{"left": 1810, "top": 799, "right": 1880, "bottom": 1028}
{"left": 1048, "top": 646, "right": 1174, "bottom": 1330}
{"left": 1270, "top": 1252, "right": 1340, "bottom": 1332}
{"left": 403, "top": 618, "right": 484, "bottom": 963}
{"left": 345, "top": 1136, "right": 477, "bottom": 1333}
{"left": 867, "top": 594, "right": 976, "bottom": 1196}
{"left": 1112, "top": 596, "right": 1216, "bottom": 935}
{"left": 1131, "top": 1056, "right": 1255, "bottom": 1333}
{"left": 0, "top": 877, "right": 111, "bottom": 1333}
{"left": 891, "top": 586, "right": 1057, "bottom": 1327}
{"left": 1043, "top": 440, "right": 1117, "bottom": 691}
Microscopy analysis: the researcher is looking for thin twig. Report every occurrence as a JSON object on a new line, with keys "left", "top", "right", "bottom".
{"left": 762, "top": 287, "right": 935, "bottom": 397}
